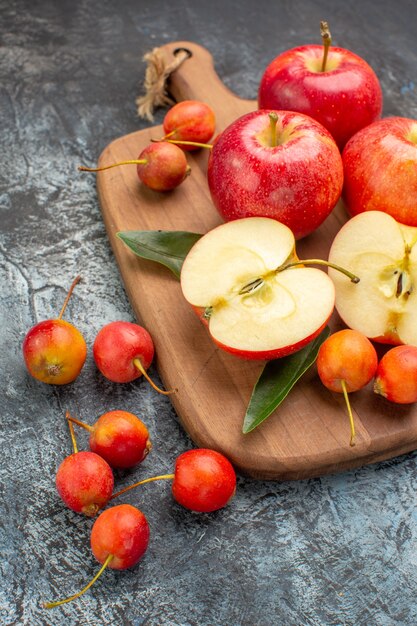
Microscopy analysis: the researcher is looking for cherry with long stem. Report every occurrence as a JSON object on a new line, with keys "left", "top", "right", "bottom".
{"left": 44, "top": 554, "right": 113, "bottom": 609}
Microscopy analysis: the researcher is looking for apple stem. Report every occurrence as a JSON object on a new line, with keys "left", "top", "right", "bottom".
{"left": 43, "top": 553, "right": 113, "bottom": 609}
{"left": 280, "top": 259, "right": 360, "bottom": 283}
{"left": 133, "top": 358, "right": 176, "bottom": 395}
{"left": 110, "top": 473, "right": 175, "bottom": 501}
{"left": 78, "top": 159, "right": 148, "bottom": 172}
{"left": 58, "top": 275, "right": 81, "bottom": 320}
{"left": 158, "top": 138, "right": 213, "bottom": 150}
{"left": 269, "top": 112, "right": 278, "bottom": 147}
{"left": 67, "top": 414, "right": 94, "bottom": 433}
{"left": 320, "top": 21, "right": 332, "bottom": 72}
{"left": 340, "top": 379, "right": 356, "bottom": 447}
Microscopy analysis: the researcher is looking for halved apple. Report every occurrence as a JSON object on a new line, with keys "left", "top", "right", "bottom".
{"left": 180, "top": 217, "right": 335, "bottom": 360}
{"left": 328, "top": 211, "right": 417, "bottom": 344}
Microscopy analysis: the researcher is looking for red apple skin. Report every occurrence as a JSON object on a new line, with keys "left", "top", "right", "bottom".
{"left": 137, "top": 141, "right": 190, "bottom": 191}
{"left": 55, "top": 451, "right": 114, "bottom": 517}
{"left": 163, "top": 100, "right": 216, "bottom": 150}
{"left": 317, "top": 329, "right": 378, "bottom": 393}
{"left": 207, "top": 110, "right": 343, "bottom": 239}
{"left": 258, "top": 45, "right": 382, "bottom": 150}
{"left": 23, "top": 319, "right": 87, "bottom": 385}
{"left": 374, "top": 345, "right": 417, "bottom": 404}
{"left": 91, "top": 504, "right": 150, "bottom": 569}
{"left": 342, "top": 117, "right": 417, "bottom": 226}
{"left": 93, "top": 321, "right": 154, "bottom": 383}
{"left": 211, "top": 318, "right": 331, "bottom": 361}
{"left": 89, "top": 410, "right": 152, "bottom": 469}
{"left": 172, "top": 449, "right": 236, "bottom": 513}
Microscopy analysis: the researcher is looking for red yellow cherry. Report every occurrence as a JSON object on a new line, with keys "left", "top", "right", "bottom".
{"left": 44, "top": 503, "right": 150, "bottom": 609}
{"left": 93, "top": 320, "right": 174, "bottom": 395}
{"left": 317, "top": 329, "right": 378, "bottom": 446}
{"left": 22, "top": 276, "right": 87, "bottom": 385}
{"left": 374, "top": 345, "right": 417, "bottom": 403}
{"left": 160, "top": 99, "right": 216, "bottom": 150}
{"left": 55, "top": 414, "right": 114, "bottom": 517}
{"left": 79, "top": 140, "right": 190, "bottom": 192}
{"left": 67, "top": 409, "right": 152, "bottom": 469}
{"left": 110, "top": 448, "right": 237, "bottom": 513}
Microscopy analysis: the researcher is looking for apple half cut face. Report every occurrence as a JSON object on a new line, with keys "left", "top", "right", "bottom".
{"left": 180, "top": 217, "right": 335, "bottom": 360}
{"left": 328, "top": 211, "right": 417, "bottom": 344}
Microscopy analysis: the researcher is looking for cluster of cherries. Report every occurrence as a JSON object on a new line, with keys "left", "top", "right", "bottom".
{"left": 79, "top": 99, "right": 216, "bottom": 191}
{"left": 21, "top": 277, "right": 236, "bottom": 608}
{"left": 316, "top": 328, "right": 417, "bottom": 447}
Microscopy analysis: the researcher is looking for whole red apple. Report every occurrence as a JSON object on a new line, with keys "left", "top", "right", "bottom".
{"left": 258, "top": 43, "right": 382, "bottom": 150}
{"left": 207, "top": 110, "right": 343, "bottom": 239}
{"left": 342, "top": 117, "right": 417, "bottom": 226}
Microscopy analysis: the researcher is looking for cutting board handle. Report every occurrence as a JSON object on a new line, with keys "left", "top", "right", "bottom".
{"left": 154, "top": 41, "right": 254, "bottom": 117}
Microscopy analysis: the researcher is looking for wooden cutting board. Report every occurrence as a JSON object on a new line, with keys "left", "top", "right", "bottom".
{"left": 95, "top": 41, "right": 417, "bottom": 480}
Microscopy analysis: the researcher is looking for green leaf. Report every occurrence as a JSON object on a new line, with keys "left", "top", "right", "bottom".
{"left": 117, "top": 230, "right": 203, "bottom": 279}
{"left": 242, "top": 326, "right": 331, "bottom": 434}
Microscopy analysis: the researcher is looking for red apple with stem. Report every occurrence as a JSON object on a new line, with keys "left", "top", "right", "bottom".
{"left": 160, "top": 99, "right": 216, "bottom": 150}
{"left": 93, "top": 320, "right": 174, "bottom": 394}
{"left": 374, "top": 345, "right": 417, "bottom": 403}
{"left": 258, "top": 21, "right": 383, "bottom": 149}
{"left": 44, "top": 503, "right": 150, "bottom": 609}
{"left": 110, "top": 448, "right": 237, "bottom": 513}
{"left": 79, "top": 140, "right": 191, "bottom": 191}
{"left": 342, "top": 117, "right": 417, "bottom": 226}
{"left": 22, "top": 275, "right": 87, "bottom": 385}
{"left": 55, "top": 413, "right": 114, "bottom": 516}
{"left": 317, "top": 329, "right": 378, "bottom": 446}
{"left": 67, "top": 410, "right": 152, "bottom": 469}
{"left": 206, "top": 110, "right": 343, "bottom": 239}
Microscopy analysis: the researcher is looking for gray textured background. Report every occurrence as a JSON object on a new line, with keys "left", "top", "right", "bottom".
{"left": 1, "top": 1, "right": 417, "bottom": 625}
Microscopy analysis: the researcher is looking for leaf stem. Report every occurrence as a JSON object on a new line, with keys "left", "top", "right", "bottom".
{"left": 110, "top": 474, "right": 175, "bottom": 501}
{"left": 43, "top": 554, "right": 113, "bottom": 609}
{"left": 58, "top": 276, "right": 81, "bottom": 320}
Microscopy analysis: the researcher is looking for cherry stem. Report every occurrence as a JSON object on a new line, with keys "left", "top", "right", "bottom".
{"left": 320, "top": 20, "right": 332, "bottom": 72}
{"left": 78, "top": 160, "right": 147, "bottom": 173}
{"left": 269, "top": 112, "right": 278, "bottom": 147}
{"left": 67, "top": 415, "right": 94, "bottom": 433}
{"left": 133, "top": 358, "right": 176, "bottom": 395}
{"left": 280, "top": 259, "right": 360, "bottom": 283}
{"left": 58, "top": 275, "right": 81, "bottom": 320}
{"left": 66, "top": 411, "right": 78, "bottom": 454}
{"left": 159, "top": 138, "right": 213, "bottom": 150}
{"left": 43, "top": 553, "right": 113, "bottom": 609}
{"left": 340, "top": 379, "right": 356, "bottom": 447}
{"left": 110, "top": 473, "right": 175, "bottom": 501}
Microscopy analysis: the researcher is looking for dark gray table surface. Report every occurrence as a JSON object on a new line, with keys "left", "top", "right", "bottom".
{"left": 1, "top": 1, "right": 417, "bottom": 625}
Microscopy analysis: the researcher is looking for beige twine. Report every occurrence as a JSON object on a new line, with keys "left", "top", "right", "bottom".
{"left": 136, "top": 47, "right": 190, "bottom": 122}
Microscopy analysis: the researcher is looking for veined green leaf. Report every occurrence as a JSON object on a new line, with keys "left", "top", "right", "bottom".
{"left": 117, "top": 230, "right": 203, "bottom": 279}
{"left": 242, "top": 326, "right": 331, "bottom": 434}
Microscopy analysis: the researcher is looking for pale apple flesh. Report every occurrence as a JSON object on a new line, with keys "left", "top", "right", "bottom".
{"left": 180, "top": 217, "right": 335, "bottom": 360}
{"left": 328, "top": 211, "right": 417, "bottom": 344}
